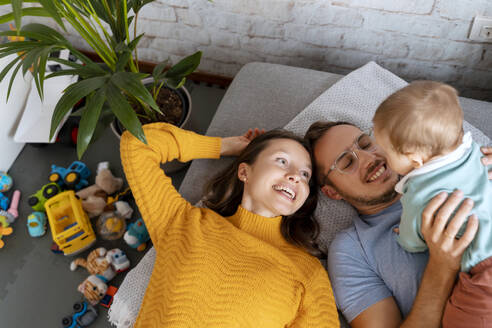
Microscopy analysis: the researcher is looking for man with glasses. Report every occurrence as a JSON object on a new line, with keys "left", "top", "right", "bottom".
{"left": 305, "top": 121, "right": 491, "bottom": 328}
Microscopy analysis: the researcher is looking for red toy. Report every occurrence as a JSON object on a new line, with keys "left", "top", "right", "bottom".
{"left": 100, "top": 285, "right": 118, "bottom": 308}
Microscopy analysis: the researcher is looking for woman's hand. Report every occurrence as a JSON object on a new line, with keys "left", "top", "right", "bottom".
{"left": 481, "top": 146, "right": 492, "bottom": 179}
{"left": 421, "top": 190, "right": 478, "bottom": 272}
{"left": 220, "top": 128, "right": 265, "bottom": 157}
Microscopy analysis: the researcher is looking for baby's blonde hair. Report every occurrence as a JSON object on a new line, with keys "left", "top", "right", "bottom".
{"left": 373, "top": 80, "right": 463, "bottom": 158}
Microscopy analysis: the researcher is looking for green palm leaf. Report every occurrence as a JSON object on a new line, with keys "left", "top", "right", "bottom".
{"left": 38, "top": 0, "right": 65, "bottom": 29}
{"left": 21, "top": 47, "right": 44, "bottom": 76}
{"left": 6, "top": 56, "right": 24, "bottom": 100}
{"left": 106, "top": 81, "right": 146, "bottom": 144}
{"left": 11, "top": 0, "right": 22, "bottom": 34}
{"left": 50, "top": 76, "right": 109, "bottom": 139}
{"left": 45, "top": 67, "right": 106, "bottom": 79}
{"left": 128, "top": 33, "right": 144, "bottom": 51}
{"left": 152, "top": 59, "right": 169, "bottom": 81}
{"left": 0, "top": 54, "right": 22, "bottom": 82}
{"left": 0, "top": 0, "right": 38, "bottom": 4}
{"left": 90, "top": 104, "right": 114, "bottom": 142}
{"left": 77, "top": 87, "right": 106, "bottom": 158}
{"left": 32, "top": 46, "right": 55, "bottom": 98}
{"left": 162, "top": 76, "right": 185, "bottom": 89}
{"left": 164, "top": 51, "right": 202, "bottom": 80}
{"left": 0, "top": 7, "right": 50, "bottom": 25}
{"left": 111, "top": 71, "right": 159, "bottom": 111}
{"left": 21, "top": 23, "right": 67, "bottom": 41}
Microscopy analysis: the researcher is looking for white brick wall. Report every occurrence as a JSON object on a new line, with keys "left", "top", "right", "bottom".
{"left": 332, "top": 0, "right": 434, "bottom": 14}
{"left": 4, "top": 0, "right": 492, "bottom": 100}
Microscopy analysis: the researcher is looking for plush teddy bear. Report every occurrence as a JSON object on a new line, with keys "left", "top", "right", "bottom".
{"left": 76, "top": 162, "right": 130, "bottom": 218}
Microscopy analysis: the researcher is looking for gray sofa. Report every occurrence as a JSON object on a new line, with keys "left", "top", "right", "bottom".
{"left": 181, "top": 62, "right": 491, "bottom": 202}
{"left": 110, "top": 62, "right": 491, "bottom": 327}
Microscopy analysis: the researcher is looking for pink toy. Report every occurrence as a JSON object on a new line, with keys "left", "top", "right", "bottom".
{"left": 0, "top": 190, "right": 20, "bottom": 223}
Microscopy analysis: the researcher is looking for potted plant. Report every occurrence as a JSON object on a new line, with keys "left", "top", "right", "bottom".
{"left": 0, "top": 0, "right": 202, "bottom": 159}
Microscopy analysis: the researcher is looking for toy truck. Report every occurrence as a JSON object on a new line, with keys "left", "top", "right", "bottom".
{"left": 49, "top": 161, "right": 90, "bottom": 191}
{"left": 45, "top": 190, "right": 96, "bottom": 256}
{"left": 62, "top": 301, "right": 98, "bottom": 328}
{"left": 27, "top": 182, "right": 61, "bottom": 212}
{"left": 27, "top": 212, "right": 47, "bottom": 237}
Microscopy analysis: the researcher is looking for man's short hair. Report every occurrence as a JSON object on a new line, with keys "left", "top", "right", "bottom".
{"left": 304, "top": 121, "right": 354, "bottom": 186}
{"left": 373, "top": 80, "right": 464, "bottom": 158}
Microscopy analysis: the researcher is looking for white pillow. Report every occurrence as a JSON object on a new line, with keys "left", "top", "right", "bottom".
{"left": 284, "top": 61, "right": 491, "bottom": 254}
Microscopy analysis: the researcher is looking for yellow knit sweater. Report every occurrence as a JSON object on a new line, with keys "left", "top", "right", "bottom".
{"left": 120, "top": 123, "right": 339, "bottom": 328}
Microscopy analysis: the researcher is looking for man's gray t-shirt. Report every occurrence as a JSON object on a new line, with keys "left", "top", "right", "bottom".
{"left": 327, "top": 201, "right": 429, "bottom": 323}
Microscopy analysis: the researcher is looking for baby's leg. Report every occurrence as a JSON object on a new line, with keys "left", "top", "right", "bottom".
{"left": 442, "top": 257, "right": 492, "bottom": 328}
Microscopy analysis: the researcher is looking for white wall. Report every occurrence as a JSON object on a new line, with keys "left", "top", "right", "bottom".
{"left": 3, "top": 0, "right": 492, "bottom": 100}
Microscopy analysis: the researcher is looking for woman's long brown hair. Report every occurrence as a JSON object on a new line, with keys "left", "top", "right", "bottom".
{"left": 202, "top": 129, "right": 323, "bottom": 257}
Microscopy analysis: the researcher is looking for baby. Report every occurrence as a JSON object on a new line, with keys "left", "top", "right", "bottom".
{"left": 372, "top": 81, "right": 492, "bottom": 328}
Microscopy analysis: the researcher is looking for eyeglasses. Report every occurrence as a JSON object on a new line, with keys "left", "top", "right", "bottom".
{"left": 326, "top": 130, "right": 378, "bottom": 176}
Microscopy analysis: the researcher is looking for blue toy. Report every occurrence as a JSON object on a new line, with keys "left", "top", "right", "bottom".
{"left": 49, "top": 161, "right": 91, "bottom": 191}
{"left": 61, "top": 301, "right": 98, "bottom": 328}
{"left": 0, "top": 192, "right": 10, "bottom": 211}
{"left": 123, "top": 218, "right": 150, "bottom": 252}
{"left": 0, "top": 171, "right": 13, "bottom": 192}
{"left": 27, "top": 212, "right": 47, "bottom": 237}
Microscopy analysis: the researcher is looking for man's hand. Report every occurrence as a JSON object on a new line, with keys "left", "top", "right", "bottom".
{"left": 421, "top": 145, "right": 490, "bottom": 267}
{"left": 421, "top": 190, "right": 478, "bottom": 272}
{"left": 220, "top": 128, "right": 265, "bottom": 157}
{"left": 395, "top": 191, "right": 479, "bottom": 328}
{"left": 481, "top": 146, "right": 492, "bottom": 179}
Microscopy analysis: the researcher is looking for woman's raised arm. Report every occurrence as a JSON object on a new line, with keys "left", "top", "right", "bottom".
{"left": 120, "top": 123, "right": 222, "bottom": 246}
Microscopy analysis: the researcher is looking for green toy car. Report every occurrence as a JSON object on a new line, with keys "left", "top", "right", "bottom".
{"left": 28, "top": 183, "right": 61, "bottom": 212}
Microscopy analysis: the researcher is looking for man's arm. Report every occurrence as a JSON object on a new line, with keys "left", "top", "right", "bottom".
{"left": 351, "top": 191, "right": 478, "bottom": 328}
{"left": 401, "top": 191, "right": 477, "bottom": 327}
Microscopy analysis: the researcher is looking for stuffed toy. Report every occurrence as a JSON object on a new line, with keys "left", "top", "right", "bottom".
{"left": 0, "top": 215, "right": 13, "bottom": 248}
{"left": 70, "top": 247, "right": 129, "bottom": 305}
{"left": 70, "top": 247, "right": 117, "bottom": 281}
{"left": 124, "top": 218, "right": 150, "bottom": 251}
{"left": 77, "top": 275, "right": 108, "bottom": 306}
{"left": 76, "top": 162, "right": 131, "bottom": 218}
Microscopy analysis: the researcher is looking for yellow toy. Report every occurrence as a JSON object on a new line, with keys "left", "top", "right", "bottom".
{"left": 0, "top": 215, "right": 13, "bottom": 248}
{"left": 45, "top": 190, "right": 96, "bottom": 256}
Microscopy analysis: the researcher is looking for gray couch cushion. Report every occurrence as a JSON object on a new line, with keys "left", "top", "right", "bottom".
{"left": 179, "top": 62, "right": 343, "bottom": 203}
{"left": 180, "top": 61, "right": 491, "bottom": 204}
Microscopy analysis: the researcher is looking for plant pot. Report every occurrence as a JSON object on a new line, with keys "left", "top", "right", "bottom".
{"left": 111, "top": 81, "right": 192, "bottom": 174}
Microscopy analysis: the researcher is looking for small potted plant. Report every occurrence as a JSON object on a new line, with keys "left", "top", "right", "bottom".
{"left": 0, "top": 0, "right": 201, "bottom": 159}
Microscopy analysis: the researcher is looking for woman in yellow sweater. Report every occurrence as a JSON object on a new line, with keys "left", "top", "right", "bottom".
{"left": 120, "top": 122, "right": 339, "bottom": 328}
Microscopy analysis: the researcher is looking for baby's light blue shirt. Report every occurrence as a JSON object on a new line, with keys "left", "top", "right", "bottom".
{"left": 398, "top": 137, "right": 492, "bottom": 272}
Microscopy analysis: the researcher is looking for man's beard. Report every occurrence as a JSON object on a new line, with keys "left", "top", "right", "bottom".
{"left": 337, "top": 185, "right": 399, "bottom": 206}
{"left": 332, "top": 174, "right": 401, "bottom": 207}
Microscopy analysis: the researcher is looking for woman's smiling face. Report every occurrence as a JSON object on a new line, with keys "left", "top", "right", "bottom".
{"left": 239, "top": 138, "right": 312, "bottom": 217}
